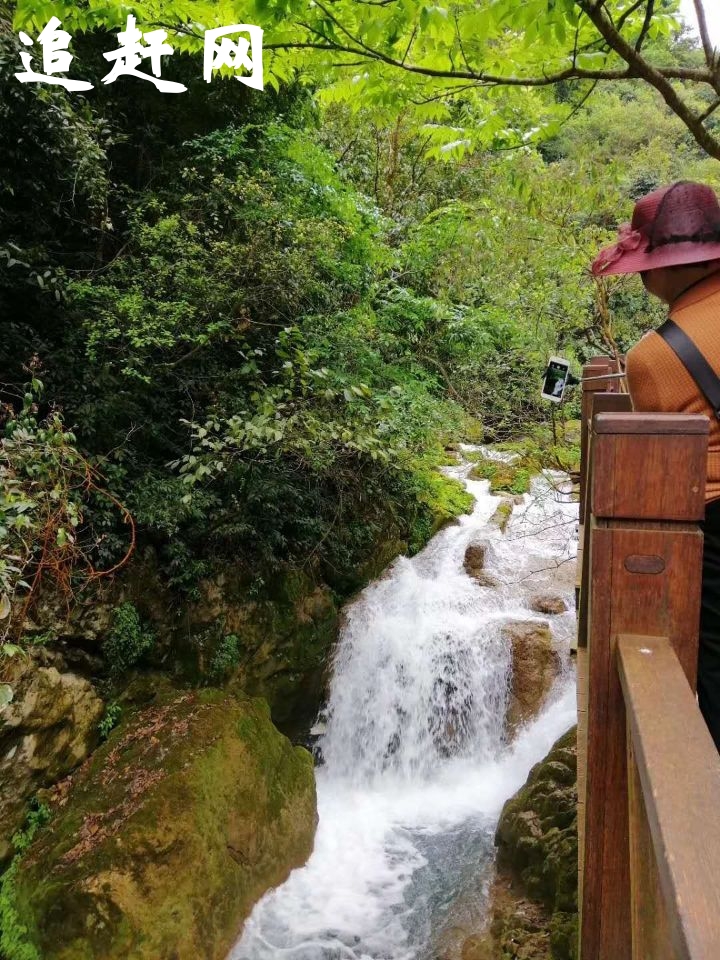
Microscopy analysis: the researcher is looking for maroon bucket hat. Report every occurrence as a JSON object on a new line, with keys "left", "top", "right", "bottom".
{"left": 591, "top": 181, "right": 720, "bottom": 276}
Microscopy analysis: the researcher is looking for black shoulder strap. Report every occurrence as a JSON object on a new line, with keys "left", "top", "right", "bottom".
{"left": 656, "top": 319, "right": 720, "bottom": 421}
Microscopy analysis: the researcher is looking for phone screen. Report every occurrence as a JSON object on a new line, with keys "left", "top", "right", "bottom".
{"left": 541, "top": 359, "right": 570, "bottom": 403}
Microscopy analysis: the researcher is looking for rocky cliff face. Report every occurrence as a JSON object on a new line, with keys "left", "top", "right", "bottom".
{"left": 4, "top": 685, "right": 317, "bottom": 960}
{"left": 463, "top": 726, "right": 578, "bottom": 960}
{"left": 0, "top": 651, "right": 104, "bottom": 863}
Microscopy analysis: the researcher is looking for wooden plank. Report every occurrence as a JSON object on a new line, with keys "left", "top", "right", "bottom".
{"left": 619, "top": 635, "right": 720, "bottom": 960}
{"left": 594, "top": 413, "right": 710, "bottom": 436}
{"left": 592, "top": 416, "right": 708, "bottom": 522}
{"left": 627, "top": 725, "right": 676, "bottom": 960}
{"left": 580, "top": 517, "right": 616, "bottom": 960}
{"left": 583, "top": 526, "right": 704, "bottom": 960}
{"left": 576, "top": 646, "right": 588, "bottom": 903}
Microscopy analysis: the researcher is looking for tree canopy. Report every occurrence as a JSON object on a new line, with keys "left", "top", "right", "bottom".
{"left": 12, "top": 0, "right": 720, "bottom": 159}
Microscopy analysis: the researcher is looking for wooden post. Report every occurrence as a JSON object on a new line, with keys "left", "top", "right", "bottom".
{"left": 580, "top": 412, "right": 708, "bottom": 960}
{"left": 577, "top": 391, "right": 633, "bottom": 648}
{"left": 578, "top": 361, "right": 615, "bottom": 528}
{"left": 576, "top": 360, "right": 624, "bottom": 637}
{"left": 576, "top": 391, "right": 632, "bottom": 900}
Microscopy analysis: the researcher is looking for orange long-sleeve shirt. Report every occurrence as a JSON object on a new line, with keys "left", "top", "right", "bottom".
{"left": 625, "top": 271, "right": 720, "bottom": 504}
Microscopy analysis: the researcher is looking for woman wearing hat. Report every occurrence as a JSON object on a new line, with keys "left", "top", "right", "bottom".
{"left": 592, "top": 181, "right": 720, "bottom": 750}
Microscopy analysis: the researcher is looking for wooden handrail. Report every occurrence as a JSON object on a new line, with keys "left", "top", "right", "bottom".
{"left": 577, "top": 401, "right": 711, "bottom": 960}
{"left": 618, "top": 634, "right": 720, "bottom": 960}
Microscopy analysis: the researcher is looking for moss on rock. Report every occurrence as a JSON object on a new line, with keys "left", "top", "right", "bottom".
{"left": 469, "top": 458, "right": 531, "bottom": 497}
{"left": 9, "top": 685, "right": 317, "bottom": 960}
{"left": 490, "top": 500, "right": 514, "bottom": 534}
{"left": 495, "top": 727, "right": 578, "bottom": 915}
{"left": 463, "top": 727, "right": 578, "bottom": 960}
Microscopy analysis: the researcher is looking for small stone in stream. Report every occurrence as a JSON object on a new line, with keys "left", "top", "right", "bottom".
{"left": 530, "top": 594, "right": 569, "bottom": 616}
{"left": 490, "top": 499, "right": 513, "bottom": 533}
{"left": 501, "top": 620, "right": 561, "bottom": 737}
{"left": 463, "top": 539, "right": 490, "bottom": 579}
{"left": 475, "top": 572, "right": 500, "bottom": 588}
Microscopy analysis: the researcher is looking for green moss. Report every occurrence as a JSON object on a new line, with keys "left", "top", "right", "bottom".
{"left": 491, "top": 500, "right": 514, "bottom": 533}
{"left": 469, "top": 457, "right": 531, "bottom": 495}
{"left": 409, "top": 468, "right": 474, "bottom": 553}
{"left": 0, "top": 803, "right": 51, "bottom": 960}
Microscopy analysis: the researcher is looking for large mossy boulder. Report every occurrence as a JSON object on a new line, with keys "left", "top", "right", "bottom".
{"left": 461, "top": 728, "right": 578, "bottom": 960}
{"left": 494, "top": 726, "right": 578, "bottom": 960}
{"left": 8, "top": 686, "right": 317, "bottom": 960}
{"left": 495, "top": 727, "right": 578, "bottom": 915}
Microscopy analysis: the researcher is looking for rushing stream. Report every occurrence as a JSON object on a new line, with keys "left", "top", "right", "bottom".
{"left": 232, "top": 449, "right": 578, "bottom": 960}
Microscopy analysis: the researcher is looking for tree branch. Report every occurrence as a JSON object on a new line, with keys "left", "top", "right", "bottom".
{"left": 694, "top": 0, "right": 716, "bottom": 69}
{"left": 263, "top": 38, "right": 712, "bottom": 86}
{"left": 634, "top": 0, "right": 654, "bottom": 53}
{"left": 577, "top": 0, "right": 720, "bottom": 159}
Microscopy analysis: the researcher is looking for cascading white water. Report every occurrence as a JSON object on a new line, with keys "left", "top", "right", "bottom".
{"left": 232, "top": 450, "right": 578, "bottom": 960}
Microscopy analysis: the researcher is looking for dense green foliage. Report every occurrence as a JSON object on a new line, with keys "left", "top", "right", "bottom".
{"left": 207, "top": 634, "right": 241, "bottom": 683}
{"left": 1, "top": 6, "right": 718, "bottom": 655}
{"left": 98, "top": 701, "right": 122, "bottom": 740}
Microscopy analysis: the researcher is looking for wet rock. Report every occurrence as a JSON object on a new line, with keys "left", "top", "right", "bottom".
{"left": 496, "top": 729, "right": 578, "bottom": 911}
{"left": 475, "top": 572, "right": 501, "bottom": 589}
{"left": 463, "top": 728, "right": 578, "bottom": 960}
{"left": 461, "top": 934, "right": 495, "bottom": 960}
{"left": 464, "top": 539, "right": 490, "bottom": 579}
{"left": 490, "top": 499, "right": 514, "bottom": 533}
{"left": 495, "top": 727, "right": 578, "bottom": 957}
{"left": 10, "top": 686, "right": 317, "bottom": 960}
{"left": 530, "top": 595, "right": 569, "bottom": 616}
{"left": 502, "top": 621, "right": 561, "bottom": 737}
{"left": 0, "top": 655, "right": 103, "bottom": 863}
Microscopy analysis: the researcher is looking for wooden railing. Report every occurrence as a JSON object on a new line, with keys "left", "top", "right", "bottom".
{"left": 577, "top": 361, "right": 720, "bottom": 960}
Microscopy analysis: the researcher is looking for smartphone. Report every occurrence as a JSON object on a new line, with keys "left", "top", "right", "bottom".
{"left": 541, "top": 357, "right": 571, "bottom": 403}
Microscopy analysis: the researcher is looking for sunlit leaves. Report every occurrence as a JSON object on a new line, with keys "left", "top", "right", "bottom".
{"left": 12, "top": 0, "right": 686, "bottom": 154}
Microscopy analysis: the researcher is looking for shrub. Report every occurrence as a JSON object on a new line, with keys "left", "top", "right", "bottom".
{"left": 98, "top": 701, "right": 122, "bottom": 740}
{"left": 207, "top": 634, "right": 241, "bottom": 683}
{"left": 103, "top": 603, "right": 155, "bottom": 678}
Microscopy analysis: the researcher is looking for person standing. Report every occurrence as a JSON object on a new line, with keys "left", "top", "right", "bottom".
{"left": 592, "top": 180, "right": 720, "bottom": 750}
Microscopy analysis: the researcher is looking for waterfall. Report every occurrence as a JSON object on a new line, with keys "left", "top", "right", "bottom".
{"left": 232, "top": 450, "right": 578, "bottom": 960}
